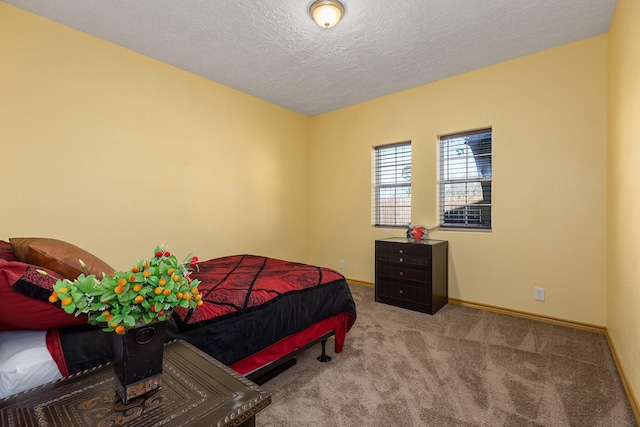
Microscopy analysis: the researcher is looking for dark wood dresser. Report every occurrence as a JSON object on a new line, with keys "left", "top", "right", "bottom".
{"left": 0, "top": 340, "right": 271, "bottom": 427}
{"left": 375, "top": 237, "right": 448, "bottom": 315}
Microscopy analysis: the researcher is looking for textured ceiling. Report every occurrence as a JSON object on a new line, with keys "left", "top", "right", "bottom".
{"left": 5, "top": 0, "right": 617, "bottom": 116}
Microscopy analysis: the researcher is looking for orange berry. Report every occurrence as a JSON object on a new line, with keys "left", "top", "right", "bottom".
{"left": 132, "top": 284, "right": 142, "bottom": 292}
{"left": 117, "top": 278, "right": 127, "bottom": 287}
{"left": 142, "top": 270, "right": 151, "bottom": 278}
{"left": 194, "top": 294, "right": 202, "bottom": 301}
{"left": 101, "top": 310, "right": 111, "bottom": 316}
{"left": 109, "top": 322, "right": 119, "bottom": 328}
{"left": 143, "top": 261, "right": 150, "bottom": 268}
{"left": 154, "top": 287, "right": 163, "bottom": 295}
{"left": 49, "top": 294, "right": 59, "bottom": 303}
{"left": 167, "top": 268, "right": 175, "bottom": 276}
{"left": 191, "top": 287, "right": 199, "bottom": 294}
{"left": 158, "top": 279, "right": 167, "bottom": 286}
{"left": 61, "top": 297, "right": 73, "bottom": 306}
{"left": 58, "top": 287, "right": 69, "bottom": 293}
{"left": 105, "top": 315, "right": 114, "bottom": 322}
{"left": 176, "top": 292, "right": 183, "bottom": 300}
{"left": 114, "top": 285, "right": 124, "bottom": 294}
{"left": 163, "top": 288, "right": 171, "bottom": 296}
{"left": 115, "top": 325, "right": 125, "bottom": 335}
{"left": 172, "top": 275, "right": 180, "bottom": 282}
{"left": 196, "top": 300, "right": 203, "bottom": 306}
{"left": 131, "top": 265, "right": 140, "bottom": 273}
{"left": 182, "top": 293, "right": 191, "bottom": 301}
{"left": 134, "top": 295, "right": 144, "bottom": 304}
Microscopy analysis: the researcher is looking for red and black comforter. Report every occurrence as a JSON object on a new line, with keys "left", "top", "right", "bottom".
{"left": 53, "top": 255, "right": 357, "bottom": 375}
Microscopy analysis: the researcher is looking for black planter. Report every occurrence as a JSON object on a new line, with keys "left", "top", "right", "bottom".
{"left": 112, "top": 320, "right": 167, "bottom": 404}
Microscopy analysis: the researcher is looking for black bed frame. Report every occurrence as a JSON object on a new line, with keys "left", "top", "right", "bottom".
{"left": 245, "top": 330, "right": 334, "bottom": 385}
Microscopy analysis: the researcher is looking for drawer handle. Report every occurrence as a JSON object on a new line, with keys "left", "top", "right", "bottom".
{"left": 399, "top": 249, "right": 404, "bottom": 254}
{"left": 399, "top": 289, "right": 403, "bottom": 294}
{"left": 399, "top": 258, "right": 403, "bottom": 262}
{"left": 399, "top": 271, "right": 403, "bottom": 276}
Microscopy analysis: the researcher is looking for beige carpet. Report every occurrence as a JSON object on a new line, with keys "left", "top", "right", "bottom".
{"left": 257, "top": 285, "right": 637, "bottom": 426}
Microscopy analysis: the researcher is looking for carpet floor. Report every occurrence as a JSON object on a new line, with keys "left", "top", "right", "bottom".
{"left": 257, "top": 284, "right": 636, "bottom": 426}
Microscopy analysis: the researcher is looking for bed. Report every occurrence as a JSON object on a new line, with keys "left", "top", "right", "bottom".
{"left": 0, "top": 238, "right": 357, "bottom": 398}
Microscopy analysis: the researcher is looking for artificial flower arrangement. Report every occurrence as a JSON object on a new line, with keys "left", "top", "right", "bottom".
{"left": 41, "top": 245, "right": 202, "bottom": 335}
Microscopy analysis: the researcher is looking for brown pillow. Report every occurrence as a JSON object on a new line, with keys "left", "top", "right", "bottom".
{"left": 9, "top": 237, "right": 114, "bottom": 279}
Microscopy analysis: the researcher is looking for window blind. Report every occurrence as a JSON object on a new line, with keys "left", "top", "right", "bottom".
{"left": 373, "top": 141, "right": 412, "bottom": 227}
{"left": 439, "top": 129, "right": 492, "bottom": 230}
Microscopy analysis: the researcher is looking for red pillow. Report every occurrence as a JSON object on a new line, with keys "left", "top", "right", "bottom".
{"left": 0, "top": 259, "right": 88, "bottom": 332}
{"left": 0, "top": 240, "right": 17, "bottom": 262}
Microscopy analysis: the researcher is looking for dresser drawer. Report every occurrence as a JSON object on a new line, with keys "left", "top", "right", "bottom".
{"left": 376, "top": 278, "right": 428, "bottom": 301}
{"left": 376, "top": 251, "right": 430, "bottom": 267}
{"left": 375, "top": 241, "right": 430, "bottom": 257}
{"left": 377, "top": 264, "right": 429, "bottom": 283}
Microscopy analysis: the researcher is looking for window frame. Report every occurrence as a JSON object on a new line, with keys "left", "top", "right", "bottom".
{"left": 372, "top": 141, "right": 412, "bottom": 228}
{"left": 438, "top": 128, "right": 492, "bottom": 231}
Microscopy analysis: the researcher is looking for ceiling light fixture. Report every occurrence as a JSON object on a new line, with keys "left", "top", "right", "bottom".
{"left": 309, "top": 0, "right": 345, "bottom": 29}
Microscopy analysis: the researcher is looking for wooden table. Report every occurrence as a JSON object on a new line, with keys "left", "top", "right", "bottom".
{"left": 0, "top": 340, "right": 271, "bottom": 426}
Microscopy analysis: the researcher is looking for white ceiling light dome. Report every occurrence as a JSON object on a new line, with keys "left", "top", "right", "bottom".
{"left": 309, "top": 0, "right": 345, "bottom": 28}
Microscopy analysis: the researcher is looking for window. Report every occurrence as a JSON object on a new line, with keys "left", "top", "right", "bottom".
{"left": 373, "top": 141, "right": 412, "bottom": 227}
{"left": 439, "top": 128, "right": 492, "bottom": 230}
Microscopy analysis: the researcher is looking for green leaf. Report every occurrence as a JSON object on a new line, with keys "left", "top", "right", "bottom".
{"left": 100, "top": 291, "right": 116, "bottom": 303}
{"left": 142, "top": 312, "right": 153, "bottom": 324}
{"left": 154, "top": 302, "right": 164, "bottom": 312}
{"left": 110, "top": 315, "right": 124, "bottom": 325}
{"left": 123, "top": 315, "right": 136, "bottom": 327}
{"left": 120, "top": 292, "right": 136, "bottom": 303}
{"left": 90, "top": 302, "right": 105, "bottom": 311}
{"left": 101, "top": 277, "right": 117, "bottom": 288}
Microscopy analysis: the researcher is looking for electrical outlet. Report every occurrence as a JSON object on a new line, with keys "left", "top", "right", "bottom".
{"left": 534, "top": 287, "right": 545, "bottom": 301}
{"left": 339, "top": 260, "right": 345, "bottom": 269}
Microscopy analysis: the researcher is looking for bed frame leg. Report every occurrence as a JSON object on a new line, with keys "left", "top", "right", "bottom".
{"left": 317, "top": 339, "right": 331, "bottom": 363}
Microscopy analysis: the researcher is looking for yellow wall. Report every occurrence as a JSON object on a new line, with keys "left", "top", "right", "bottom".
{"left": 309, "top": 35, "right": 609, "bottom": 326}
{"left": 608, "top": 0, "right": 640, "bottom": 412}
{"left": 0, "top": 3, "right": 310, "bottom": 269}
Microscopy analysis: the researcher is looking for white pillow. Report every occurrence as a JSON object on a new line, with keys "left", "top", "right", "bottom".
{"left": 0, "top": 330, "right": 62, "bottom": 398}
